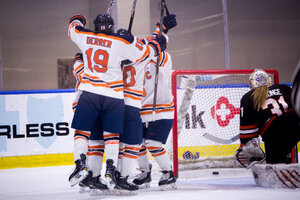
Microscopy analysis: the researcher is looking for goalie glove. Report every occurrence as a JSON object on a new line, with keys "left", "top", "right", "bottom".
{"left": 235, "top": 138, "right": 266, "bottom": 168}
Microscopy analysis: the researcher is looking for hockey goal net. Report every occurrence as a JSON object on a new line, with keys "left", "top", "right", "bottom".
{"left": 170, "top": 69, "right": 279, "bottom": 177}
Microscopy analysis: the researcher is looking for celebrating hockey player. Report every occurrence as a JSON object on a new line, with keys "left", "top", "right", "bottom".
{"left": 67, "top": 13, "right": 166, "bottom": 192}
{"left": 112, "top": 12, "right": 176, "bottom": 195}
{"left": 236, "top": 69, "right": 300, "bottom": 188}
{"left": 131, "top": 48, "right": 176, "bottom": 190}
{"left": 71, "top": 53, "right": 110, "bottom": 195}
{"left": 131, "top": 12, "right": 177, "bottom": 191}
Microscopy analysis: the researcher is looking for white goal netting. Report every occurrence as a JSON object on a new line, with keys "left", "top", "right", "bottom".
{"left": 168, "top": 70, "right": 279, "bottom": 177}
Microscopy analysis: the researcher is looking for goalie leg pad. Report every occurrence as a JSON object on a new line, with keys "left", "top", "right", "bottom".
{"left": 251, "top": 163, "right": 300, "bottom": 188}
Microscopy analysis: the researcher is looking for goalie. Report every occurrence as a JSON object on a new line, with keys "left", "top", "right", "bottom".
{"left": 236, "top": 69, "right": 300, "bottom": 188}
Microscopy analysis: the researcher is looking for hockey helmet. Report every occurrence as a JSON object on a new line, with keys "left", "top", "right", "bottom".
{"left": 94, "top": 13, "right": 114, "bottom": 34}
{"left": 249, "top": 69, "right": 271, "bottom": 89}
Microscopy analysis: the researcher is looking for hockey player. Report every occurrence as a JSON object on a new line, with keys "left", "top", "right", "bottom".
{"left": 113, "top": 13, "right": 176, "bottom": 195}
{"left": 131, "top": 49, "right": 176, "bottom": 190}
{"left": 71, "top": 53, "right": 109, "bottom": 195}
{"left": 236, "top": 69, "right": 300, "bottom": 167}
{"left": 67, "top": 13, "right": 166, "bottom": 192}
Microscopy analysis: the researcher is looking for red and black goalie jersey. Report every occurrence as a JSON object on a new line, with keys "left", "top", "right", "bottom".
{"left": 239, "top": 84, "right": 293, "bottom": 145}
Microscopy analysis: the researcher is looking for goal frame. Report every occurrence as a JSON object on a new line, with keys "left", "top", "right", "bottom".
{"left": 171, "top": 69, "right": 279, "bottom": 177}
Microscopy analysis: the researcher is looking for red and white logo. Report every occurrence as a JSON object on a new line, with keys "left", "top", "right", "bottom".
{"left": 211, "top": 96, "right": 240, "bottom": 127}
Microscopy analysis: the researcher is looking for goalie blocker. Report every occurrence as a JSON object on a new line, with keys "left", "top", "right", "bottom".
{"left": 235, "top": 138, "right": 265, "bottom": 168}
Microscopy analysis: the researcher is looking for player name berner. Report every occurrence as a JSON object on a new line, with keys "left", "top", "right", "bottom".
{"left": 86, "top": 36, "right": 112, "bottom": 48}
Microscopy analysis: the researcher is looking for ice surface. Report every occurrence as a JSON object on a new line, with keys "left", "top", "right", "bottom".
{"left": 0, "top": 165, "right": 300, "bottom": 200}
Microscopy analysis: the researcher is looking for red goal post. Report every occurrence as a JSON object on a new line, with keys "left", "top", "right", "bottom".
{"left": 171, "top": 69, "right": 279, "bottom": 177}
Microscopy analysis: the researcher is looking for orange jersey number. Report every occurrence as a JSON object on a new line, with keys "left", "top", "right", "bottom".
{"left": 123, "top": 65, "right": 136, "bottom": 87}
{"left": 86, "top": 48, "right": 109, "bottom": 73}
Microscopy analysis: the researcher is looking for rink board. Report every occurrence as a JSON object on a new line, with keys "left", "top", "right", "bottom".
{"left": 0, "top": 89, "right": 299, "bottom": 169}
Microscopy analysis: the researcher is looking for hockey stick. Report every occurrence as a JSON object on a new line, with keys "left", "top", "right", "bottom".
{"left": 202, "top": 132, "right": 239, "bottom": 144}
{"left": 152, "top": 0, "right": 165, "bottom": 121}
{"left": 106, "top": 0, "right": 115, "bottom": 14}
{"left": 164, "top": 0, "right": 170, "bottom": 16}
{"left": 128, "top": 0, "right": 138, "bottom": 33}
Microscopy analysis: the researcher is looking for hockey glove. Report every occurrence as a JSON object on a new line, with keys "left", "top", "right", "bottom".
{"left": 116, "top": 28, "right": 134, "bottom": 42}
{"left": 156, "top": 14, "right": 177, "bottom": 34}
{"left": 163, "top": 14, "right": 177, "bottom": 30}
{"left": 148, "top": 35, "right": 167, "bottom": 57}
{"left": 69, "top": 14, "right": 86, "bottom": 26}
{"left": 235, "top": 138, "right": 266, "bottom": 168}
{"left": 117, "top": 28, "right": 131, "bottom": 37}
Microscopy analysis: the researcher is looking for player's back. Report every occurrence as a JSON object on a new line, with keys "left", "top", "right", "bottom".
{"left": 140, "top": 51, "right": 174, "bottom": 122}
{"left": 241, "top": 84, "right": 292, "bottom": 128}
{"left": 69, "top": 23, "right": 145, "bottom": 99}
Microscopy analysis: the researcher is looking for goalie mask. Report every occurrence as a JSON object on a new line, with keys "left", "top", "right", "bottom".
{"left": 94, "top": 13, "right": 114, "bottom": 34}
{"left": 249, "top": 69, "right": 272, "bottom": 89}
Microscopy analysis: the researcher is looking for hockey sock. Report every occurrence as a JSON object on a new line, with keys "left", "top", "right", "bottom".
{"left": 117, "top": 143, "right": 125, "bottom": 172}
{"left": 103, "top": 131, "right": 120, "bottom": 167}
{"left": 87, "top": 140, "right": 104, "bottom": 177}
{"left": 73, "top": 129, "right": 90, "bottom": 161}
{"left": 146, "top": 140, "right": 172, "bottom": 171}
{"left": 137, "top": 145, "right": 151, "bottom": 171}
{"left": 121, "top": 144, "right": 141, "bottom": 177}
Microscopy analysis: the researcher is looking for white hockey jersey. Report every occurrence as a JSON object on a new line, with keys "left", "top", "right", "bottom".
{"left": 140, "top": 51, "right": 174, "bottom": 122}
{"left": 68, "top": 19, "right": 156, "bottom": 99}
{"left": 122, "top": 30, "right": 168, "bottom": 109}
{"left": 123, "top": 60, "right": 146, "bottom": 109}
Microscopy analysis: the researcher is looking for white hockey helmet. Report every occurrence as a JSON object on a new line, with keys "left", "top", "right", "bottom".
{"left": 249, "top": 69, "right": 271, "bottom": 89}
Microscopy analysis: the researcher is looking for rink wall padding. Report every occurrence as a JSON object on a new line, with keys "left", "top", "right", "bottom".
{"left": 0, "top": 88, "right": 299, "bottom": 169}
{"left": 0, "top": 89, "right": 76, "bottom": 169}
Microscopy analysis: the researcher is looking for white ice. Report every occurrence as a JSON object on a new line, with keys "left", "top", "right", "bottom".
{"left": 0, "top": 165, "right": 300, "bottom": 200}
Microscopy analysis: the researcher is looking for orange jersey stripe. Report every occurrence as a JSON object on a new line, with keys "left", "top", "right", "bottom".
{"left": 105, "top": 140, "right": 119, "bottom": 145}
{"left": 147, "top": 146, "right": 162, "bottom": 151}
{"left": 125, "top": 146, "right": 141, "bottom": 152}
{"left": 74, "top": 136, "right": 88, "bottom": 141}
{"left": 142, "top": 102, "right": 174, "bottom": 108}
{"left": 138, "top": 151, "right": 148, "bottom": 156}
{"left": 87, "top": 152, "right": 104, "bottom": 157}
{"left": 136, "top": 46, "right": 150, "bottom": 63}
{"left": 124, "top": 87, "right": 143, "bottom": 95}
{"left": 162, "top": 52, "right": 168, "bottom": 67}
{"left": 103, "top": 133, "right": 120, "bottom": 139}
{"left": 107, "top": 80, "right": 124, "bottom": 86}
{"left": 88, "top": 145, "right": 104, "bottom": 149}
{"left": 123, "top": 153, "right": 138, "bottom": 159}
{"left": 81, "top": 79, "right": 123, "bottom": 92}
{"left": 140, "top": 108, "right": 174, "bottom": 115}
{"left": 124, "top": 94, "right": 142, "bottom": 101}
{"left": 74, "top": 130, "right": 91, "bottom": 137}
{"left": 151, "top": 150, "right": 166, "bottom": 157}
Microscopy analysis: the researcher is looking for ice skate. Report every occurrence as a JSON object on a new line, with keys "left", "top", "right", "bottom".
{"left": 115, "top": 175, "right": 138, "bottom": 196}
{"left": 133, "top": 164, "right": 152, "bottom": 189}
{"left": 68, "top": 154, "right": 88, "bottom": 187}
{"left": 105, "top": 159, "right": 117, "bottom": 191}
{"left": 78, "top": 170, "right": 92, "bottom": 193}
{"left": 158, "top": 170, "right": 177, "bottom": 190}
{"left": 89, "top": 175, "right": 110, "bottom": 196}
